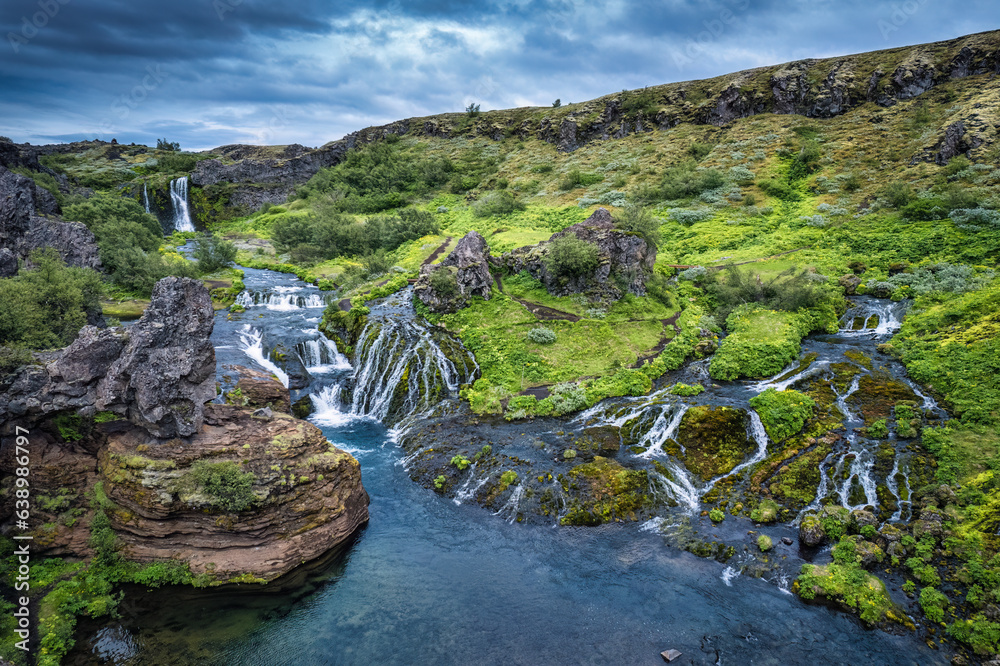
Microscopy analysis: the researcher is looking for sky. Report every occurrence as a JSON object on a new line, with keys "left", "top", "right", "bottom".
{"left": 0, "top": 0, "right": 997, "bottom": 151}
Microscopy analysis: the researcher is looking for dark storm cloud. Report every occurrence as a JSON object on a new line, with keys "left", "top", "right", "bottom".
{"left": 1, "top": 0, "right": 997, "bottom": 149}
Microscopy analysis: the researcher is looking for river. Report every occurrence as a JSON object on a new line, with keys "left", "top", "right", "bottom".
{"left": 69, "top": 264, "right": 949, "bottom": 665}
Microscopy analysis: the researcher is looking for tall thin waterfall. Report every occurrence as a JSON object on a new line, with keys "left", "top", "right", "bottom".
{"left": 169, "top": 177, "right": 195, "bottom": 232}
{"left": 143, "top": 182, "right": 151, "bottom": 214}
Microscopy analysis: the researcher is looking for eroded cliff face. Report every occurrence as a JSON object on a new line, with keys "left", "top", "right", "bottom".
{"left": 0, "top": 277, "right": 368, "bottom": 583}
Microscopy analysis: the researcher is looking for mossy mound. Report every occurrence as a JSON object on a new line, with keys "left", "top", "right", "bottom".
{"left": 848, "top": 374, "right": 916, "bottom": 426}
{"left": 560, "top": 456, "right": 651, "bottom": 525}
{"left": 677, "top": 405, "right": 754, "bottom": 482}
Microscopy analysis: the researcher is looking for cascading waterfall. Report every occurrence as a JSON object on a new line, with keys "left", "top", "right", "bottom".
{"left": 143, "top": 182, "right": 151, "bottom": 214}
{"left": 237, "top": 326, "right": 289, "bottom": 387}
{"left": 348, "top": 319, "right": 475, "bottom": 422}
{"left": 839, "top": 299, "right": 907, "bottom": 336}
{"left": 834, "top": 376, "right": 862, "bottom": 421}
{"left": 296, "top": 337, "right": 351, "bottom": 373}
{"left": 749, "top": 360, "right": 830, "bottom": 393}
{"left": 169, "top": 177, "right": 195, "bottom": 232}
{"left": 492, "top": 484, "right": 526, "bottom": 523}
{"left": 235, "top": 290, "right": 328, "bottom": 310}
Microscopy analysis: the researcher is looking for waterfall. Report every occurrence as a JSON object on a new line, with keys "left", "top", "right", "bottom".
{"left": 348, "top": 319, "right": 475, "bottom": 422}
{"left": 834, "top": 376, "right": 861, "bottom": 422}
{"left": 839, "top": 299, "right": 907, "bottom": 337}
{"left": 648, "top": 468, "right": 701, "bottom": 513}
{"left": 169, "top": 177, "right": 195, "bottom": 232}
{"left": 296, "top": 337, "right": 351, "bottom": 373}
{"left": 635, "top": 403, "right": 689, "bottom": 458}
{"left": 236, "top": 290, "right": 328, "bottom": 310}
{"left": 143, "top": 182, "right": 151, "bottom": 214}
{"left": 492, "top": 484, "right": 526, "bottom": 524}
{"left": 237, "top": 326, "right": 290, "bottom": 388}
{"left": 749, "top": 360, "right": 830, "bottom": 393}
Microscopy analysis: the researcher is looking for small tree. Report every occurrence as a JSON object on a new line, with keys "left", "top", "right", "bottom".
{"left": 465, "top": 102, "right": 481, "bottom": 118}
{"left": 552, "top": 99, "right": 561, "bottom": 108}
{"left": 613, "top": 204, "right": 661, "bottom": 248}
{"left": 193, "top": 233, "right": 237, "bottom": 273}
{"left": 156, "top": 138, "right": 180, "bottom": 151}
{"left": 545, "top": 235, "right": 599, "bottom": 278}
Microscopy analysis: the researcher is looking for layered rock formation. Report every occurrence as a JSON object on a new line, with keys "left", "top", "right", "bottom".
{"left": 414, "top": 231, "right": 494, "bottom": 313}
{"left": 0, "top": 277, "right": 368, "bottom": 583}
{"left": 501, "top": 208, "right": 656, "bottom": 299}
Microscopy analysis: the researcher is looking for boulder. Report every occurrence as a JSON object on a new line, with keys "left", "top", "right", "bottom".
{"left": 235, "top": 365, "right": 291, "bottom": 413}
{"left": 500, "top": 208, "right": 655, "bottom": 299}
{"left": 799, "top": 513, "right": 826, "bottom": 547}
{"left": 0, "top": 247, "right": 17, "bottom": 277}
{"left": 97, "top": 277, "right": 216, "bottom": 438}
{"left": 934, "top": 121, "right": 983, "bottom": 165}
{"left": 415, "top": 231, "right": 493, "bottom": 313}
{"left": 100, "top": 405, "right": 369, "bottom": 582}
{"left": 25, "top": 219, "right": 101, "bottom": 270}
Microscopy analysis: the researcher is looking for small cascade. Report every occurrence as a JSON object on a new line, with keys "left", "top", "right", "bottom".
{"left": 887, "top": 455, "right": 913, "bottom": 522}
{"left": 839, "top": 299, "right": 907, "bottom": 337}
{"left": 902, "top": 378, "right": 947, "bottom": 418}
{"left": 837, "top": 442, "right": 879, "bottom": 510}
{"left": 703, "top": 411, "right": 771, "bottom": 492}
{"left": 492, "top": 484, "right": 526, "bottom": 523}
{"left": 235, "top": 290, "right": 328, "bottom": 310}
{"left": 834, "top": 376, "right": 861, "bottom": 422}
{"left": 238, "top": 326, "right": 289, "bottom": 387}
{"left": 169, "top": 177, "right": 195, "bottom": 232}
{"left": 347, "top": 319, "right": 477, "bottom": 423}
{"left": 453, "top": 467, "right": 491, "bottom": 506}
{"left": 648, "top": 468, "right": 701, "bottom": 514}
{"left": 143, "top": 182, "right": 151, "bottom": 214}
{"left": 635, "top": 403, "right": 689, "bottom": 457}
{"left": 296, "top": 337, "right": 351, "bottom": 373}
{"left": 750, "top": 360, "right": 829, "bottom": 393}
{"left": 796, "top": 451, "right": 836, "bottom": 523}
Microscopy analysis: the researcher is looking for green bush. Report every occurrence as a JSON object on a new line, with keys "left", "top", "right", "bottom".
{"left": 558, "top": 169, "right": 603, "bottom": 191}
{"left": 757, "top": 177, "right": 799, "bottom": 201}
{"left": 882, "top": 182, "right": 914, "bottom": 208}
{"left": 472, "top": 191, "right": 525, "bottom": 217}
{"left": 749, "top": 389, "right": 816, "bottom": 442}
{"left": 190, "top": 461, "right": 257, "bottom": 512}
{"left": 613, "top": 204, "right": 661, "bottom": 248}
{"left": 757, "top": 534, "right": 773, "bottom": 551}
{"left": 545, "top": 235, "right": 599, "bottom": 278}
{"left": 429, "top": 266, "right": 460, "bottom": 298}
{"left": 450, "top": 455, "right": 471, "bottom": 470}
{"left": 526, "top": 327, "right": 556, "bottom": 344}
{"left": 0, "top": 249, "right": 103, "bottom": 349}
{"left": 271, "top": 207, "right": 438, "bottom": 260}
{"left": 709, "top": 508, "right": 725, "bottom": 522}
{"left": 668, "top": 382, "right": 704, "bottom": 396}
{"left": 920, "top": 587, "right": 949, "bottom": 623}
{"left": 659, "top": 161, "right": 724, "bottom": 200}
{"left": 192, "top": 233, "right": 236, "bottom": 273}
{"left": 708, "top": 264, "right": 830, "bottom": 322}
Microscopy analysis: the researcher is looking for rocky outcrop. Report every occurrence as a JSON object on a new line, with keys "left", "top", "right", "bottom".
{"left": 99, "top": 405, "right": 368, "bottom": 582}
{"left": 415, "top": 231, "right": 493, "bottom": 313}
{"left": 933, "top": 120, "right": 984, "bottom": 165}
{"left": 0, "top": 247, "right": 16, "bottom": 277}
{"left": 500, "top": 208, "right": 655, "bottom": 299}
{"left": 0, "top": 164, "right": 100, "bottom": 271}
{"left": 0, "top": 277, "right": 369, "bottom": 583}
{"left": 234, "top": 365, "right": 291, "bottom": 413}
{"left": 96, "top": 277, "right": 216, "bottom": 438}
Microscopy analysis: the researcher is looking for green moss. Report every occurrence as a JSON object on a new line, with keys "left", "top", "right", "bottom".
{"left": 749, "top": 388, "right": 816, "bottom": 442}
{"left": 677, "top": 405, "right": 755, "bottom": 481}
{"left": 757, "top": 534, "right": 773, "bottom": 551}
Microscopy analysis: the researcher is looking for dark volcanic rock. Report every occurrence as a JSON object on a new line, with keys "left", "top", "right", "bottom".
{"left": 97, "top": 277, "right": 216, "bottom": 438}
{"left": 934, "top": 120, "right": 984, "bottom": 165}
{"left": 25, "top": 219, "right": 101, "bottom": 270}
{"left": 0, "top": 247, "right": 17, "bottom": 277}
{"left": 0, "top": 164, "right": 100, "bottom": 269}
{"left": 500, "top": 208, "right": 655, "bottom": 299}
{"left": 415, "top": 231, "right": 494, "bottom": 313}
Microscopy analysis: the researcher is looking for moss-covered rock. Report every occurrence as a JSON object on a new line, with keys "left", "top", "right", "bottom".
{"left": 677, "top": 405, "right": 754, "bottom": 481}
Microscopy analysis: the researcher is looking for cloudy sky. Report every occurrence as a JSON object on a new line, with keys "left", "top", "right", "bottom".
{"left": 1, "top": 0, "right": 996, "bottom": 150}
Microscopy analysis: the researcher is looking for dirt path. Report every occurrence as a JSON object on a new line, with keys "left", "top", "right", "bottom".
{"left": 423, "top": 237, "right": 453, "bottom": 266}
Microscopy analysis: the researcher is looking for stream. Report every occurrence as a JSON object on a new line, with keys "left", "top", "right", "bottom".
{"left": 69, "top": 264, "right": 950, "bottom": 665}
